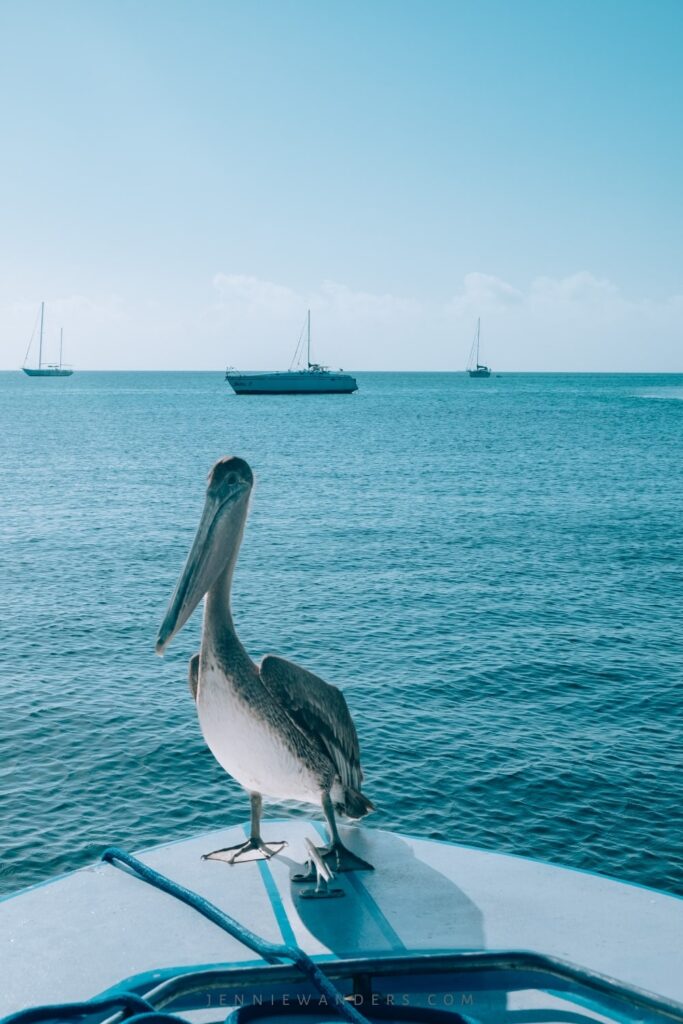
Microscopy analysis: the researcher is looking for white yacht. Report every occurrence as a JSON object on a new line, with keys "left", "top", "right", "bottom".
{"left": 226, "top": 311, "right": 358, "bottom": 394}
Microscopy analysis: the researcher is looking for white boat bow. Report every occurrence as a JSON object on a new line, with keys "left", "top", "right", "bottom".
{"left": 1, "top": 821, "right": 681, "bottom": 1020}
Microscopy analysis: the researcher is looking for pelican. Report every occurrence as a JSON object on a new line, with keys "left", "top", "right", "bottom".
{"left": 156, "top": 456, "right": 374, "bottom": 871}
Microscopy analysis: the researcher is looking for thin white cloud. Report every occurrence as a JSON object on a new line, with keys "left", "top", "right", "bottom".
{"left": 319, "top": 280, "right": 421, "bottom": 322}
{"left": 212, "top": 274, "right": 301, "bottom": 317}
{"left": 447, "top": 272, "right": 524, "bottom": 314}
{"left": 443, "top": 271, "right": 683, "bottom": 369}
{"left": 530, "top": 271, "right": 619, "bottom": 306}
{"left": 211, "top": 273, "right": 418, "bottom": 322}
{"left": 1, "top": 272, "right": 682, "bottom": 370}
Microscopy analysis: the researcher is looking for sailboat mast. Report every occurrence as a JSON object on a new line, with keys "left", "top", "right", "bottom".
{"left": 476, "top": 317, "right": 480, "bottom": 367}
{"left": 59, "top": 328, "right": 63, "bottom": 369}
{"left": 38, "top": 302, "right": 45, "bottom": 370}
{"left": 307, "top": 309, "right": 311, "bottom": 368}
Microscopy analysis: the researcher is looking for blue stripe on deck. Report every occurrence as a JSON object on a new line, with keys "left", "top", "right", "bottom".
{"left": 312, "top": 821, "right": 406, "bottom": 952}
{"left": 242, "top": 826, "right": 299, "bottom": 948}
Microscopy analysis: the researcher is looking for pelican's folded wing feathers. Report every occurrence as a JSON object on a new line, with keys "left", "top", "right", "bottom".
{"left": 259, "top": 654, "right": 362, "bottom": 791}
{"left": 188, "top": 652, "right": 199, "bottom": 702}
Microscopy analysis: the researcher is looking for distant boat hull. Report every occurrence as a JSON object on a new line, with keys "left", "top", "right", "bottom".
{"left": 226, "top": 370, "right": 358, "bottom": 394}
{"left": 468, "top": 367, "right": 491, "bottom": 378}
{"left": 22, "top": 367, "right": 74, "bottom": 377}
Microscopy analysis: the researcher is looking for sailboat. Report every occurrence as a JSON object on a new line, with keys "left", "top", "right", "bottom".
{"left": 226, "top": 310, "right": 358, "bottom": 394}
{"left": 22, "top": 302, "right": 74, "bottom": 377}
{"left": 467, "top": 317, "right": 491, "bottom": 378}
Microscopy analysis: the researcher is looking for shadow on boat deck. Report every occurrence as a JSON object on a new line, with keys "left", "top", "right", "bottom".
{"left": 285, "top": 827, "right": 485, "bottom": 958}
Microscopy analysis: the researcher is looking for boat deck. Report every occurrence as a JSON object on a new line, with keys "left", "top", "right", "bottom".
{"left": 1, "top": 821, "right": 681, "bottom": 1015}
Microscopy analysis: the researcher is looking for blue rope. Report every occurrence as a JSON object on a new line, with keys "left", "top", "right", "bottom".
{"left": 103, "top": 846, "right": 284, "bottom": 963}
{"left": 101, "top": 847, "right": 369, "bottom": 1024}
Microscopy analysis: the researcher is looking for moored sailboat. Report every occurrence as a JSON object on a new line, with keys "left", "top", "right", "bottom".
{"left": 22, "top": 302, "right": 74, "bottom": 377}
{"left": 226, "top": 310, "right": 358, "bottom": 394}
{"left": 467, "top": 317, "right": 491, "bottom": 378}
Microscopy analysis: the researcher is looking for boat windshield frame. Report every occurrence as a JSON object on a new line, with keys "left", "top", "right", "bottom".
{"left": 115, "top": 949, "right": 683, "bottom": 1024}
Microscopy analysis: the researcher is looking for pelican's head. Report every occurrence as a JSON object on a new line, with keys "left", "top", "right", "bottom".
{"left": 155, "top": 456, "right": 254, "bottom": 654}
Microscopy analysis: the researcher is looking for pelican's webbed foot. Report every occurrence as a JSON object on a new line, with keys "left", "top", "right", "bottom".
{"left": 293, "top": 840, "right": 373, "bottom": 880}
{"left": 203, "top": 837, "right": 287, "bottom": 865}
{"left": 295, "top": 839, "right": 345, "bottom": 899}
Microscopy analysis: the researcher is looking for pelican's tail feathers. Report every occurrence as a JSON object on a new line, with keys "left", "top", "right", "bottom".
{"left": 340, "top": 787, "right": 374, "bottom": 820}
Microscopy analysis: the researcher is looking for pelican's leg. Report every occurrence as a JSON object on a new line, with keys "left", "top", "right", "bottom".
{"left": 202, "top": 793, "right": 287, "bottom": 865}
{"left": 297, "top": 793, "right": 374, "bottom": 876}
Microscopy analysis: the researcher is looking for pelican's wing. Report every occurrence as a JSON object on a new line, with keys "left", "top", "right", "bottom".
{"left": 188, "top": 653, "right": 199, "bottom": 701}
{"left": 259, "top": 654, "right": 362, "bottom": 790}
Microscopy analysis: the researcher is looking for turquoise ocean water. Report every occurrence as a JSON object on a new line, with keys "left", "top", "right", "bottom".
{"left": 1, "top": 371, "right": 681, "bottom": 898}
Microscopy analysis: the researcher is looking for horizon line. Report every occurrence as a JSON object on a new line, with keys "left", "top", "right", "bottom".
{"left": 4, "top": 368, "right": 683, "bottom": 376}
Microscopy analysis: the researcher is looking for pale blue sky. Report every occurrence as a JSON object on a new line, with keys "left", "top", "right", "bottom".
{"left": 1, "top": 0, "right": 682, "bottom": 370}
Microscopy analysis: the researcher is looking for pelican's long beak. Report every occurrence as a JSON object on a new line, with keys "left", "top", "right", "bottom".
{"left": 156, "top": 470, "right": 251, "bottom": 655}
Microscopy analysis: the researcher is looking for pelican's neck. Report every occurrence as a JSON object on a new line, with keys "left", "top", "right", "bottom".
{"left": 202, "top": 516, "right": 251, "bottom": 671}
{"left": 204, "top": 566, "right": 238, "bottom": 650}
